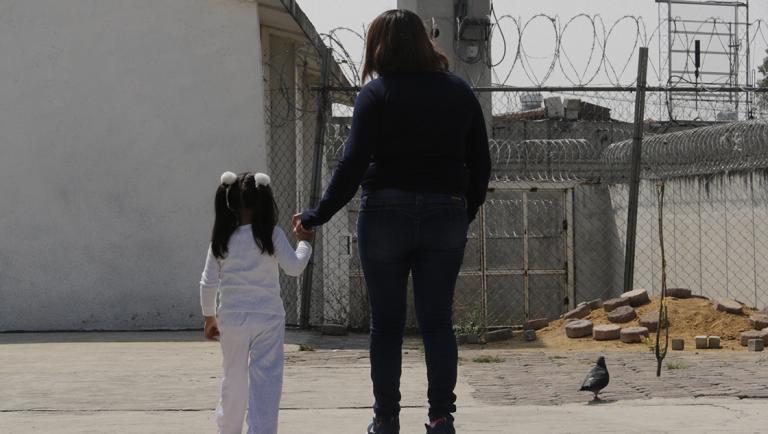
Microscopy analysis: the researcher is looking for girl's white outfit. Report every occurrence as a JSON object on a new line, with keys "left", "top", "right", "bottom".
{"left": 200, "top": 225, "right": 311, "bottom": 434}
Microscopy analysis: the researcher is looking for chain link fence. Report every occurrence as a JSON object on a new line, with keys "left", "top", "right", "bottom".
{"left": 300, "top": 85, "right": 768, "bottom": 330}
{"left": 262, "top": 19, "right": 768, "bottom": 329}
{"left": 263, "top": 38, "right": 330, "bottom": 326}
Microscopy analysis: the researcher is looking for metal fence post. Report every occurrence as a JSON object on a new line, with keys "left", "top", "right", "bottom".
{"left": 623, "top": 47, "right": 649, "bottom": 294}
{"left": 299, "top": 46, "right": 331, "bottom": 329}
{"left": 479, "top": 202, "right": 488, "bottom": 330}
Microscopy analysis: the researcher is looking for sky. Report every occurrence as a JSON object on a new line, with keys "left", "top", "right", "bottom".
{"left": 297, "top": 0, "right": 768, "bottom": 87}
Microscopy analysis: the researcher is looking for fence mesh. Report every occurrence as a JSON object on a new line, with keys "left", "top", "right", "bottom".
{"left": 305, "top": 86, "right": 768, "bottom": 330}
{"left": 262, "top": 16, "right": 768, "bottom": 329}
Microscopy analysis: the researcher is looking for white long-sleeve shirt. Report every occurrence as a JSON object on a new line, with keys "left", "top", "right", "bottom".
{"left": 199, "top": 225, "right": 312, "bottom": 317}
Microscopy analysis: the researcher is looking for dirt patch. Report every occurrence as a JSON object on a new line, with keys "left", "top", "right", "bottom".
{"left": 534, "top": 297, "right": 758, "bottom": 351}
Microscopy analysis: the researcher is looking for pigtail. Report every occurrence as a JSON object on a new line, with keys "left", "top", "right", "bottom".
{"left": 242, "top": 173, "right": 278, "bottom": 255}
{"left": 210, "top": 172, "right": 240, "bottom": 259}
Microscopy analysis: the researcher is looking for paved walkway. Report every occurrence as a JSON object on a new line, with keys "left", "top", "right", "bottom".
{"left": 459, "top": 349, "right": 768, "bottom": 405}
{"left": 1, "top": 331, "right": 767, "bottom": 433}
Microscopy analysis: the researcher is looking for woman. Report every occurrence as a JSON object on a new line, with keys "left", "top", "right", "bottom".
{"left": 294, "top": 9, "right": 491, "bottom": 434}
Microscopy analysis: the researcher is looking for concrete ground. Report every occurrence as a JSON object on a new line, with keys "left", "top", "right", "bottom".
{"left": 1, "top": 330, "right": 767, "bottom": 434}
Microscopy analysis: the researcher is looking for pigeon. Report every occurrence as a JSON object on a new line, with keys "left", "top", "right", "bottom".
{"left": 580, "top": 356, "right": 609, "bottom": 401}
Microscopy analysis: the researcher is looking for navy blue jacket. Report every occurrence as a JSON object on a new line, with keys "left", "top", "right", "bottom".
{"left": 301, "top": 71, "right": 491, "bottom": 228}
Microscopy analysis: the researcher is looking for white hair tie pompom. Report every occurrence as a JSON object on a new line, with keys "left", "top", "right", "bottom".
{"left": 220, "top": 171, "right": 237, "bottom": 186}
{"left": 253, "top": 173, "right": 271, "bottom": 187}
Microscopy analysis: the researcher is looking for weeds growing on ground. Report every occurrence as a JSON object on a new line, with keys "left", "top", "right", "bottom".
{"left": 472, "top": 355, "right": 504, "bottom": 363}
{"left": 453, "top": 306, "right": 484, "bottom": 336}
{"left": 666, "top": 360, "right": 688, "bottom": 370}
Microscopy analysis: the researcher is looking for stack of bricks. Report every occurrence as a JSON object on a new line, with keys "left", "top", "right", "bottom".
{"left": 740, "top": 330, "right": 768, "bottom": 351}
{"left": 694, "top": 336, "right": 721, "bottom": 350}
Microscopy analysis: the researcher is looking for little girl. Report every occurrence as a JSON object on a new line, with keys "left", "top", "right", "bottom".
{"left": 200, "top": 171, "right": 312, "bottom": 434}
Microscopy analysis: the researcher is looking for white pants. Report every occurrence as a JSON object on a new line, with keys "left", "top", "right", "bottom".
{"left": 215, "top": 312, "right": 285, "bottom": 434}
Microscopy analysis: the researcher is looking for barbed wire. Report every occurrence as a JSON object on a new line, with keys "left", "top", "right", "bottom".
{"left": 320, "top": 15, "right": 768, "bottom": 89}
{"left": 605, "top": 119, "right": 768, "bottom": 180}
{"left": 264, "top": 15, "right": 768, "bottom": 129}
{"left": 489, "top": 138, "right": 604, "bottom": 182}
{"left": 323, "top": 120, "right": 768, "bottom": 183}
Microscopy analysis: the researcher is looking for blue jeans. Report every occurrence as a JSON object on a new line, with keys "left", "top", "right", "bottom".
{"left": 357, "top": 188, "right": 469, "bottom": 420}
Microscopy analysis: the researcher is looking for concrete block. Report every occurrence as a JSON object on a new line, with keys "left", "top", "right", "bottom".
{"left": 695, "top": 336, "right": 708, "bottom": 349}
{"left": 748, "top": 339, "right": 765, "bottom": 352}
{"left": 639, "top": 312, "right": 660, "bottom": 332}
{"left": 671, "top": 338, "right": 685, "bottom": 350}
{"left": 320, "top": 323, "right": 348, "bottom": 336}
{"left": 608, "top": 306, "right": 637, "bottom": 323}
{"left": 603, "top": 297, "right": 631, "bottom": 313}
{"left": 620, "top": 327, "right": 649, "bottom": 343}
{"left": 714, "top": 299, "right": 743, "bottom": 315}
{"left": 621, "top": 288, "right": 651, "bottom": 307}
{"left": 666, "top": 288, "right": 692, "bottom": 298}
{"left": 707, "top": 336, "right": 721, "bottom": 349}
{"left": 593, "top": 324, "right": 621, "bottom": 341}
{"left": 484, "top": 328, "right": 514, "bottom": 343}
{"left": 740, "top": 330, "right": 768, "bottom": 346}
{"left": 564, "top": 98, "right": 581, "bottom": 120}
{"left": 523, "top": 318, "right": 549, "bottom": 331}
{"left": 523, "top": 329, "right": 537, "bottom": 341}
{"left": 520, "top": 93, "right": 543, "bottom": 111}
{"left": 565, "top": 319, "right": 593, "bottom": 338}
{"left": 544, "top": 96, "right": 564, "bottom": 119}
{"left": 565, "top": 98, "right": 582, "bottom": 111}
{"left": 563, "top": 304, "right": 590, "bottom": 320}
{"left": 749, "top": 314, "right": 768, "bottom": 330}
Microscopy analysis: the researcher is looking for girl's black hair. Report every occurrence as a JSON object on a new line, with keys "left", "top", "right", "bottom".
{"left": 211, "top": 172, "right": 278, "bottom": 259}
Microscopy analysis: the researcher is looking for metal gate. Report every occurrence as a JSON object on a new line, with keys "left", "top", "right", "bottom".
{"left": 481, "top": 184, "right": 574, "bottom": 326}
{"left": 335, "top": 184, "right": 574, "bottom": 330}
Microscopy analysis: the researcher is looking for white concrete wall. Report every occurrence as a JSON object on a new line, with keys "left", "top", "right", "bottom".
{"left": 608, "top": 175, "right": 768, "bottom": 309}
{"left": 0, "top": 0, "right": 267, "bottom": 330}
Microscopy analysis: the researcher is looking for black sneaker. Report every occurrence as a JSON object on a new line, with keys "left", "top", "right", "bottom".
{"left": 366, "top": 415, "right": 400, "bottom": 434}
{"left": 425, "top": 415, "right": 455, "bottom": 434}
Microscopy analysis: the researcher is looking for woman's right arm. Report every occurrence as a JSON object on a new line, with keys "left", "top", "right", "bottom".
{"left": 199, "top": 245, "right": 220, "bottom": 317}
{"left": 300, "top": 83, "right": 380, "bottom": 229}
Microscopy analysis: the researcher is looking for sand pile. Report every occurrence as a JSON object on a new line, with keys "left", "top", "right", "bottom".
{"left": 536, "top": 296, "right": 759, "bottom": 351}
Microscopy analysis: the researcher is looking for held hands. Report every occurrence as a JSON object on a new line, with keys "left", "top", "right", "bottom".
{"left": 204, "top": 316, "right": 220, "bottom": 341}
{"left": 292, "top": 213, "right": 314, "bottom": 242}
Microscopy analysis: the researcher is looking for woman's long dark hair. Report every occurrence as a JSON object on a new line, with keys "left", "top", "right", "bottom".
{"left": 361, "top": 9, "right": 450, "bottom": 82}
{"left": 211, "top": 172, "right": 278, "bottom": 259}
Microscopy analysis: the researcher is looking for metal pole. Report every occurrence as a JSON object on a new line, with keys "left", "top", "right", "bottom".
{"left": 733, "top": 6, "right": 740, "bottom": 113}
{"left": 623, "top": 47, "right": 649, "bottom": 294}
{"left": 299, "top": 46, "right": 331, "bottom": 329}
{"left": 746, "top": 0, "right": 752, "bottom": 118}
{"left": 728, "top": 22, "right": 733, "bottom": 106}
{"left": 667, "top": 0, "right": 673, "bottom": 120}
{"left": 479, "top": 204, "right": 488, "bottom": 330}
